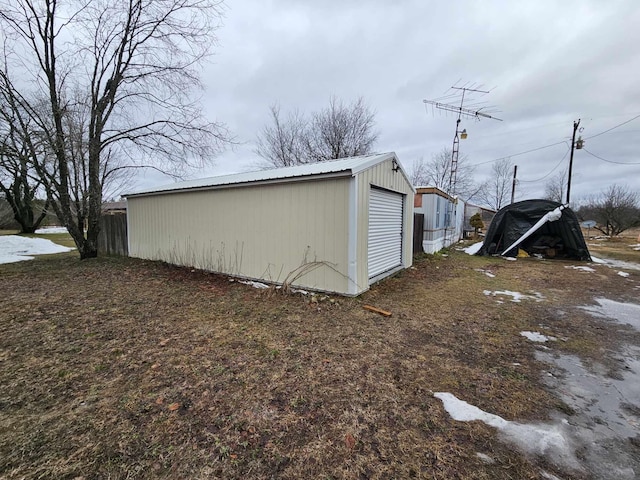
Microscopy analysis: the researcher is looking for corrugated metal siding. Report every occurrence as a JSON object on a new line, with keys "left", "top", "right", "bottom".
{"left": 368, "top": 188, "right": 403, "bottom": 278}
{"left": 128, "top": 178, "right": 350, "bottom": 293}
{"left": 355, "top": 157, "right": 414, "bottom": 287}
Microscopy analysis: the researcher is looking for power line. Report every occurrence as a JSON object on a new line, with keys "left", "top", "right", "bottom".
{"left": 518, "top": 147, "right": 571, "bottom": 183}
{"left": 471, "top": 140, "right": 568, "bottom": 166}
{"left": 584, "top": 113, "right": 640, "bottom": 140}
{"left": 582, "top": 148, "right": 640, "bottom": 165}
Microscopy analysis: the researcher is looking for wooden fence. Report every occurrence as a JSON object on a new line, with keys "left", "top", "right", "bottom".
{"left": 413, "top": 213, "right": 424, "bottom": 254}
{"left": 98, "top": 213, "right": 128, "bottom": 256}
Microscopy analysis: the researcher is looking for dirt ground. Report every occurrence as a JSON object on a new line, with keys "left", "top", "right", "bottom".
{"left": 0, "top": 231, "right": 638, "bottom": 479}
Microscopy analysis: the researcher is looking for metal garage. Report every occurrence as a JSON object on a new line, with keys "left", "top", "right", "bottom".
{"left": 125, "top": 152, "right": 414, "bottom": 296}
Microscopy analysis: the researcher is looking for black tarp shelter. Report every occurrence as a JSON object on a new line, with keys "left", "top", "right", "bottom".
{"left": 476, "top": 199, "right": 591, "bottom": 260}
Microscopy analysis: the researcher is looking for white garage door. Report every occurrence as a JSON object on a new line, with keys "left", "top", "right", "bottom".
{"left": 368, "top": 187, "right": 403, "bottom": 279}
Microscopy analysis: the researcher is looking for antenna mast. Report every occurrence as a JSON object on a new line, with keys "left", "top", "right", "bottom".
{"left": 423, "top": 82, "right": 502, "bottom": 245}
{"left": 423, "top": 83, "right": 502, "bottom": 196}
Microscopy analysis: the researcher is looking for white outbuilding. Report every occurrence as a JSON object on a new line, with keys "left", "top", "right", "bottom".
{"left": 413, "top": 186, "right": 465, "bottom": 253}
{"left": 125, "top": 153, "right": 414, "bottom": 296}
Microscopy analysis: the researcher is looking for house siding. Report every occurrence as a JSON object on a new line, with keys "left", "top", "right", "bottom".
{"left": 414, "top": 187, "right": 466, "bottom": 253}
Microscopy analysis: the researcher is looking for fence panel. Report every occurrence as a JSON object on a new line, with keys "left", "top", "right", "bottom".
{"left": 98, "top": 214, "right": 128, "bottom": 256}
{"left": 413, "top": 213, "right": 424, "bottom": 254}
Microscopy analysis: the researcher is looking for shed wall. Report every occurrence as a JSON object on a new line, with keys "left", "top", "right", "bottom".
{"left": 355, "top": 158, "right": 414, "bottom": 287}
{"left": 128, "top": 178, "right": 351, "bottom": 293}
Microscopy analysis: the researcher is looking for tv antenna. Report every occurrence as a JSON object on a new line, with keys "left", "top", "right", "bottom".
{"left": 423, "top": 82, "right": 502, "bottom": 195}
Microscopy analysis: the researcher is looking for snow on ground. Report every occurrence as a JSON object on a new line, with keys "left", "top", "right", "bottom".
{"left": 580, "top": 298, "right": 640, "bottom": 331}
{"left": 238, "top": 280, "right": 270, "bottom": 289}
{"left": 483, "top": 290, "right": 545, "bottom": 303}
{"left": 590, "top": 255, "right": 640, "bottom": 272}
{"left": 565, "top": 265, "right": 595, "bottom": 273}
{"left": 474, "top": 268, "right": 495, "bottom": 278}
{"left": 463, "top": 242, "right": 483, "bottom": 255}
{"left": 434, "top": 392, "right": 580, "bottom": 471}
{"left": 629, "top": 244, "right": 640, "bottom": 251}
{"left": 617, "top": 271, "right": 630, "bottom": 277}
{"left": 0, "top": 235, "right": 74, "bottom": 264}
{"left": 520, "top": 331, "right": 556, "bottom": 343}
{"left": 35, "top": 226, "right": 69, "bottom": 234}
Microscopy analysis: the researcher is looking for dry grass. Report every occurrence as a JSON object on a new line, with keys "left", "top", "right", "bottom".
{"left": 0, "top": 234, "right": 638, "bottom": 479}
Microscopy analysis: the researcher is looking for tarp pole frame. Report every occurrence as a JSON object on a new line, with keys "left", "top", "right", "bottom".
{"left": 500, "top": 205, "right": 565, "bottom": 256}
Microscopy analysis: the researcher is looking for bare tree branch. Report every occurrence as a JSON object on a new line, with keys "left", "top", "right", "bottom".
{"left": 476, "top": 158, "right": 514, "bottom": 210}
{"left": 409, "top": 148, "right": 481, "bottom": 201}
{"left": 255, "top": 96, "right": 378, "bottom": 168}
{"left": 0, "top": 0, "right": 231, "bottom": 258}
{"left": 578, "top": 184, "right": 640, "bottom": 236}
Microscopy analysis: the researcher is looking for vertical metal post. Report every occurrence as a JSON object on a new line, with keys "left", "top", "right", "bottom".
{"left": 510, "top": 165, "right": 518, "bottom": 204}
{"left": 566, "top": 119, "right": 580, "bottom": 205}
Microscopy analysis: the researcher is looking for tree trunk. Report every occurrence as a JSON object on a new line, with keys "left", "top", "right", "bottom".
{"left": 79, "top": 239, "right": 98, "bottom": 259}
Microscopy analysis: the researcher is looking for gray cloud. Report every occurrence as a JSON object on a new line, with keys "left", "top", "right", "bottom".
{"left": 132, "top": 0, "right": 640, "bottom": 204}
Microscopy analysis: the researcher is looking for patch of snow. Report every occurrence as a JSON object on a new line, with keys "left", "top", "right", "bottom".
{"left": 0, "top": 235, "right": 74, "bottom": 264}
{"left": 521, "top": 331, "right": 556, "bottom": 343}
{"left": 536, "top": 346, "right": 640, "bottom": 478}
{"left": 238, "top": 280, "right": 270, "bottom": 289}
{"left": 564, "top": 265, "right": 595, "bottom": 273}
{"left": 617, "top": 271, "right": 630, "bottom": 278}
{"left": 590, "top": 256, "right": 640, "bottom": 272}
{"left": 474, "top": 268, "right": 495, "bottom": 278}
{"left": 290, "top": 288, "right": 309, "bottom": 295}
{"left": 579, "top": 298, "right": 640, "bottom": 331}
{"left": 463, "top": 242, "right": 483, "bottom": 255}
{"left": 475, "top": 452, "right": 494, "bottom": 464}
{"left": 434, "top": 392, "right": 580, "bottom": 471}
{"left": 504, "top": 256, "right": 517, "bottom": 261}
{"left": 484, "top": 290, "right": 545, "bottom": 303}
{"left": 35, "top": 226, "right": 68, "bottom": 234}
{"left": 540, "top": 471, "right": 563, "bottom": 480}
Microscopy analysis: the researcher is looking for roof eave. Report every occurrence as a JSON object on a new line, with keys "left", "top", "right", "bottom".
{"left": 125, "top": 170, "right": 354, "bottom": 198}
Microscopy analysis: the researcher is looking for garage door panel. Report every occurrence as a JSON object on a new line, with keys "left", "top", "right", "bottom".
{"left": 368, "top": 188, "right": 403, "bottom": 279}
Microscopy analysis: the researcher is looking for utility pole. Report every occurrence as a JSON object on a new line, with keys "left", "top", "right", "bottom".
{"left": 510, "top": 164, "right": 518, "bottom": 204}
{"left": 566, "top": 119, "right": 580, "bottom": 205}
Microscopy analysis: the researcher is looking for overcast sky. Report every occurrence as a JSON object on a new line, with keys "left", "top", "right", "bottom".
{"left": 136, "top": 0, "right": 640, "bottom": 205}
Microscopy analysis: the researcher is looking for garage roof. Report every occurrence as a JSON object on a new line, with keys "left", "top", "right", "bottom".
{"left": 126, "top": 152, "right": 413, "bottom": 197}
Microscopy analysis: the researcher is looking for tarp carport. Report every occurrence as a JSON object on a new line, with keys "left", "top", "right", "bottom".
{"left": 476, "top": 199, "right": 591, "bottom": 260}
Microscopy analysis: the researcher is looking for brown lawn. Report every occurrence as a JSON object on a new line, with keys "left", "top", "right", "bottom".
{"left": 0, "top": 232, "right": 638, "bottom": 479}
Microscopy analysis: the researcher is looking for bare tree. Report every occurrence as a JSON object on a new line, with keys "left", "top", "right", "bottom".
{"left": 0, "top": 0, "right": 231, "bottom": 258}
{"left": 255, "top": 105, "right": 308, "bottom": 168}
{"left": 0, "top": 111, "right": 49, "bottom": 233}
{"left": 255, "top": 96, "right": 378, "bottom": 168}
{"left": 578, "top": 184, "right": 640, "bottom": 236}
{"left": 305, "top": 97, "right": 378, "bottom": 162}
{"left": 477, "top": 158, "right": 514, "bottom": 210}
{"left": 409, "top": 148, "right": 481, "bottom": 200}
{"left": 544, "top": 169, "right": 568, "bottom": 203}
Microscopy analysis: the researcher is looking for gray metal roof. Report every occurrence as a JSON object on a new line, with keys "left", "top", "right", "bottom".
{"left": 127, "top": 152, "right": 412, "bottom": 197}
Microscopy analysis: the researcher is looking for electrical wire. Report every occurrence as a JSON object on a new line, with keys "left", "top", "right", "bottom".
{"left": 584, "top": 114, "right": 640, "bottom": 140}
{"left": 518, "top": 147, "right": 571, "bottom": 183}
{"left": 470, "top": 140, "right": 568, "bottom": 166}
{"left": 582, "top": 148, "right": 640, "bottom": 165}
